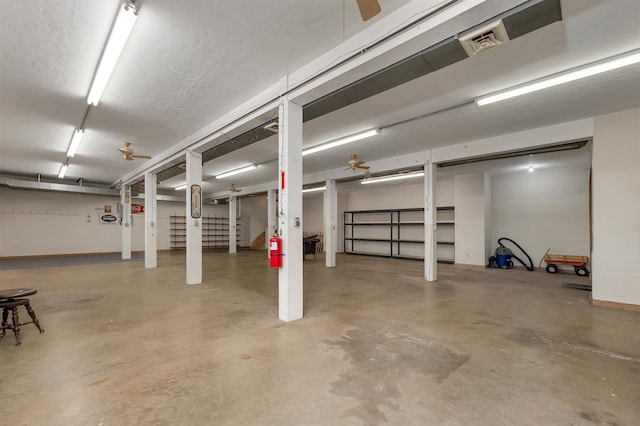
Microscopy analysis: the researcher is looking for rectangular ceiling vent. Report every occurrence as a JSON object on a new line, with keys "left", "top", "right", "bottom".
{"left": 459, "top": 20, "right": 510, "bottom": 56}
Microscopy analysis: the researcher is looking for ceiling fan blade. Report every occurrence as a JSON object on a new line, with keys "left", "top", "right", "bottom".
{"left": 354, "top": 161, "right": 365, "bottom": 167}
{"left": 131, "top": 155, "right": 152, "bottom": 159}
{"left": 356, "top": 0, "right": 381, "bottom": 21}
{"left": 125, "top": 155, "right": 134, "bottom": 161}
{"left": 356, "top": 165, "right": 370, "bottom": 169}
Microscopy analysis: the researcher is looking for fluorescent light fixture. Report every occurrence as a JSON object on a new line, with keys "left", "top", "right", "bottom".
{"left": 302, "top": 129, "right": 380, "bottom": 156}
{"left": 302, "top": 186, "right": 326, "bottom": 193}
{"left": 174, "top": 184, "right": 186, "bottom": 190}
{"left": 66, "top": 129, "right": 85, "bottom": 158}
{"left": 58, "top": 164, "right": 68, "bottom": 179}
{"left": 215, "top": 164, "right": 257, "bottom": 179}
{"left": 87, "top": 2, "right": 138, "bottom": 106}
{"left": 528, "top": 166, "right": 535, "bottom": 173}
{"left": 476, "top": 49, "right": 640, "bottom": 106}
{"left": 361, "top": 172, "right": 424, "bottom": 185}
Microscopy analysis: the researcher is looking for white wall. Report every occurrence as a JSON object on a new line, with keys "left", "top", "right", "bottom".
{"left": 490, "top": 164, "right": 590, "bottom": 270}
{"left": 436, "top": 177, "right": 455, "bottom": 207}
{"left": 303, "top": 193, "right": 324, "bottom": 234}
{"left": 347, "top": 180, "right": 424, "bottom": 210}
{"left": 0, "top": 189, "right": 125, "bottom": 256}
{"left": 341, "top": 165, "right": 590, "bottom": 269}
{"left": 302, "top": 191, "right": 348, "bottom": 253}
{"left": 454, "top": 174, "right": 487, "bottom": 266}
{"left": 337, "top": 191, "right": 348, "bottom": 253}
{"left": 239, "top": 196, "right": 268, "bottom": 247}
{"left": 0, "top": 188, "right": 228, "bottom": 256}
{"left": 298, "top": 176, "right": 458, "bottom": 223}
{"left": 484, "top": 173, "right": 492, "bottom": 263}
{"left": 592, "top": 108, "right": 640, "bottom": 306}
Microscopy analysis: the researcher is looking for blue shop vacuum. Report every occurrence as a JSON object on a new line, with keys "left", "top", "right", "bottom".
{"left": 488, "top": 238, "right": 534, "bottom": 271}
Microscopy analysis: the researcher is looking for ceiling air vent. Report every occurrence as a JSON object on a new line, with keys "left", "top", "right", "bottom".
{"left": 459, "top": 20, "right": 510, "bottom": 56}
{"left": 263, "top": 122, "right": 279, "bottom": 133}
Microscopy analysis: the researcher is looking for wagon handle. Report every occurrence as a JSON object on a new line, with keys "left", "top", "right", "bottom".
{"left": 539, "top": 248, "right": 551, "bottom": 269}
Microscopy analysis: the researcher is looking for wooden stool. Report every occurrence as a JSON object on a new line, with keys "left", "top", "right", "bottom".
{"left": 0, "top": 298, "right": 44, "bottom": 345}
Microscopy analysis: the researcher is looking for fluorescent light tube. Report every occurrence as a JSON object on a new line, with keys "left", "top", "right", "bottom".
{"left": 361, "top": 172, "right": 424, "bottom": 185}
{"left": 476, "top": 49, "right": 640, "bottom": 106}
{"left": 174, "top": 184, "right": 186, "bottom": 191}
{"left": 302, "top": 186, "right": 326, "bottom": 193}
{"left": 87, "top": 3, "right": 138, "bottom": 106}
{"left": 58, "top": 164, "right": 68, "bottom": 179}
{"left": 215, "top": 164, "right": 257, "bottom": 179}
{"left": 302, "top": 129, "right": 380, "bottom": 156}
{"left": 66, "top": 129, "right": 85, "bottom": 158}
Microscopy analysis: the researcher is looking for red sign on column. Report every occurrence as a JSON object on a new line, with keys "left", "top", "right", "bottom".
{"left": 131, "top": 204, "right": 145, "bottom": 214}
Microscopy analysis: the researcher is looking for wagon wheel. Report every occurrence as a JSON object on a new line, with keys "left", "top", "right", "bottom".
{"left": 575, "top": 266, "right": 589, "bottom": 277}
{"left": 546, "top": 264, "right": 558, "bottom": 274}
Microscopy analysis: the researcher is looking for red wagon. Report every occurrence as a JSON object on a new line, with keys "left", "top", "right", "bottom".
{"left": 544, "top": 254, "right": 589, "bottom": 277}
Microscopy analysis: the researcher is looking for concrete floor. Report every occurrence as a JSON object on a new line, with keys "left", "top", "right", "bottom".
{"left": 1, "top": 250, "right": 638, "bottom": 425}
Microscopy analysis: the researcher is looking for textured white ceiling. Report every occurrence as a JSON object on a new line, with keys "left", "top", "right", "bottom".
{"left": 0, "top": 0, "right": 411, "bottom": 182}
{"left": 1, "top": 0, "right": 639, "bottom": 195}
{"left": 198, "top": 0, "right": 640, "bottom": 195}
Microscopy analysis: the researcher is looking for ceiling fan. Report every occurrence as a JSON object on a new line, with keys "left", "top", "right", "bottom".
{"left": 118, "top": 142, "right": 151, "bottom": 161}
{"left": 226, "top": 184, "right": 242, "bottom": 202}
{"left": 356, "top": 0, "right": 382, "bottom": 21}
{"left": 346, "top": 154, "right": 370, "bottom": 170}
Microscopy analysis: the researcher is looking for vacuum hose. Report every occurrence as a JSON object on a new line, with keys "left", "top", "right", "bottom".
{"left": 498, "top": 237, "right": 534, "bottom": 271}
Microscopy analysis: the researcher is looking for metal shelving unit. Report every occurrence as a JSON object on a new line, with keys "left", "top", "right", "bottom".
{"left": 170, "top": 215, "right": 241, "bottom": 249}
{"left": 343, "top": 207, "right": 454, "bottom": 263}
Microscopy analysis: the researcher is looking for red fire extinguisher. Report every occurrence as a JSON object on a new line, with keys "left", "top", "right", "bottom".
{"left": 269, "top": 236, "right": 283, "bottom": 268}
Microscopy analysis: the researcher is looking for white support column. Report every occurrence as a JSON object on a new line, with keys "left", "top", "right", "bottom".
{"left": 324, "top": 179, "right": 337, "bottom": 267}
{"left": 267, "top": 189, "right": 277, "bottom": 256}
{"left": 278, "top": 97, "right": 303, "bottom": 322}
{"left": 424, "top": 152, "right": 437, "bottom": 281}
{"left": 121, "top": 185, "right": 132, "bottom": 260}
{"left": 229, "top": 196, "right": 237, "bottom": 254}
{"left": 144, "top": 172, "right": 157, "bottom": 268}
{"left": 186, "top": 150, "right": 203, "bottom": 285}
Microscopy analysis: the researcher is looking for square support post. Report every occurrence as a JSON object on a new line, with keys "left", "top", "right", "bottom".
{"left": 229, "top": 196, "right": 237, "bottom": 254}
{"left": 186, "top": 150, "right": 203, "bottom": 285}
{"left": 424, "top": 153, "right": 437, "bottom": 281}
{"left": 121, "top": 185, "right": 132, "bottom": 260}
{"left": 324, "top": 179, "right": 337, "bottom": 267}
{"left": 278, "top": 97, "right": 303, "bottom": 322}
{"left": 144, "top": 172, "right": 157, "bottom": 268}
